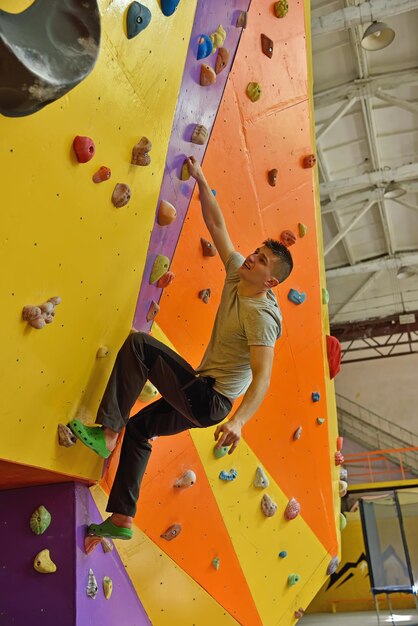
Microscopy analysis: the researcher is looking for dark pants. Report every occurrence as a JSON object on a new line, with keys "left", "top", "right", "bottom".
{"left": 96, "top": 332, "right": 233, "bottom": 517}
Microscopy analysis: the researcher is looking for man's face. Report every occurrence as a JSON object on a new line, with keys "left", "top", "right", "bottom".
{"left": 238, "top": 245, "right": 280, "bottom": 288}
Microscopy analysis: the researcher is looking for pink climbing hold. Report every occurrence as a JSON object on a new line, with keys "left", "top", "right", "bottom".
{"left": 284, "top": 497, "right": 300, "bottom": 521}
{"left": 335, "top": 451, "right": 345, "bottom": 466}
{"left": 146, "top": 300, "right": 160, "bottom": 322}
{"left": 157, "top": 271, "right": 175, "bottom": 289}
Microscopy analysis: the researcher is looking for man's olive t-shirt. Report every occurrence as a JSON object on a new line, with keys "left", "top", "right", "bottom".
{"left": 196, "top": 251, "right": 282, "bottom": 399}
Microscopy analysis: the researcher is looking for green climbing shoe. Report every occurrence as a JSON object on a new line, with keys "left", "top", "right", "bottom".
{"left": 68, "top": 419, "right": 111, "bottom": 459}
{"left": 88, "top": 518, "right": 133, "bottom": 540}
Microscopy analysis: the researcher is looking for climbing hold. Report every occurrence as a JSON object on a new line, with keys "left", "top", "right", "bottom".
{"left": 339, "top": 480, "right": 348, "bottom": 498}
{"left": 92, "top": 166, "right": 111, "bottom": 183}
{"left": 254, "top": 466, "right": 269, "bottom": 489}
{"left": 138, "top": 381, "right": 159, "bottom": 402}
{"left": 58, "top": 423, "right": 77, "bottom": 447}
{"left": 86, "top": 568, "right": 98, "bottom": 599}
{"left": 199, "top": 289, "right": 211, "bottom": 304}
{"left": 22, "top": 296, "right": 61, "bottom": 329}
{"left": 30, "top": 506, "right": 51, "bottom": 535}
{"left": 261, "top": 494, "right": 277, "bottom": 517}
{"left": 268, "top": 169, "right": 278, "bottom": 187}
{"left": 212, "top": 556, "right": 220, "bottom": 570}
{"left": 295, "top": 608, "right": 305, "bottom": 619}
{"left": 126, "top": 2, "right": 152, "bottom": 38}
{"left": 293, "top": 426, "right": 302, "bottom": 441}
{"left": 181, "top": 159, "right": 191, "bottom": 180}
{"left": 246, "top": 82, "right": 261, "bottom": 102}
{"left": 340, "top": 467, "right": 348, "bottom": 481}
{"left": 84, "top": 535, "right": 103, "bottom": 555}
{"left": 278, "top": 550, "right": 287, "bottom": 559}
{"left": 174, "top": 469, "right": 196, "bottom": 488}
{"left": 215, "top": 47, "right": 229, "bottom": 74}
{"left": 327, "top": 556, "right": 339, "bottom": 576}
{"left": 288, "top": 573, "right": 300, "bottom": 586}
{"left": 161, "top": 0, "right": 180, "bottom": 16}
{"left": 150, "top": 255, "right": 170, "bottom": 284}
{"left": 191, "top": 124, "right": 208, "bottom": 145}
{"left": 274, "top": 0, "right": 289, "bottom": 18}
{"left": 158, "top": 200, "right": 177, "bottom": 226}
{"left": 322, "top": 287, "right": 330, "bottom": 304}
{"left": 298, "top": 222, "right": 307, "bottom": 237}
{"left": 335, "top": 451, "right": 345, "bottom": 466}
{"left": 103, "top": 576, "right": 113, "bottom": 599}
{"left": 212, "top": 189, "right": 217, "bottom": 196}
{"left": 131, "top": 136, "right": 152, "bottom": 166}
{"left": 96, "top": 346, "right": 109, "bottom": 359}
{"left": 112, "top": 183, "right": 131, "bottom": 208}
{"left": 303, "top": 154, "right": 316, "bottom": 169}
{"left": 261, "top": 34, "right": 274, "bottom": 58}
{"left": 316, "top": 417, "right": 325, "bottom": 425}
{"left": 280, "top": 230, "right": 297, "bottom": 247}
{"left": 73, "top": 136, "right": 95, "bottom": 163}
{"left": 210, "top": 25, "right": 226, "bottom": 52}
{"left": 326, "top": 335, "right": 342, "bottom": 379}
{"left": 146, "top": 300, "right": 160, "bottom": 323}
{"left": 160, "top": 524, "right": 182, "bottom": 541}
{"left": 157, "top": 271, "right": 175, "bottom": 289}
{"left": 336, "top": 436, "right": 344, "bottom": 451}
{"left": 200, "top": 64, "right": 217, "bottom": 86}
{"left": 284, "top": 497, "right": 300, "bottom": 520}
{"left": 201, "top": 237, "right": 217, "bottom": 257}
{"left": 33, "top": 549, "right": 57, "bottom": 574}
{"left": 219, "top": 468, "right": 237, "bottom": 481}
{"left": 236, "top": 11, "right": 248, "bottom": 28}
{"left": 311, "top": 391, "right": 320, "bottom": 402}
{"left": 101, "top": 538, "right": 114, "bottom": 553}
{"left": 197, "top": 34, "right": 213, "bottom": 60}
{"left": 213, "top": 445, "right": 229, "bottom": 458}
{"left": 340, "top": 513, "right": 347, "bottom": 531}
{"left": 288, "top": 289, "right": 306, "bottom": 305}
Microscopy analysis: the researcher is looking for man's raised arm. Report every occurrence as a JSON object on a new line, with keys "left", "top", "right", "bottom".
{"left": 187, "top": 156, "right": 235, "bottom": 266}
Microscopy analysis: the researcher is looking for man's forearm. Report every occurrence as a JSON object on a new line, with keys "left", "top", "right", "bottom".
{"left": 231, "top": 376, "right": 270, "bottom": 426}
{"left": 196, "top": 175, "right": 226, "bottom": 231}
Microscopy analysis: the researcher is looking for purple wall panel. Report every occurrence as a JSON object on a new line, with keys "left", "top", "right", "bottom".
{"left": 0, "top": 482, "right": 150, "bottom": 626}
{"left": 133, "top": 1, "right": 250, "bottom": 331}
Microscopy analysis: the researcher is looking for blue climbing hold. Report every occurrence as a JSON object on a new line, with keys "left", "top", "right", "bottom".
{"left": 278, "top": 550, "right": 287, "bottom": 559}
{"left": 211, "top": 189, "right": 217, "bottom": 196}
{"left": 126, "top": 2, "right": 152, "bottom": 39}
{"left": 197, "top": 34, "right": 213, "bottom": 60}
{"left": 161, "top": 0, "right": 180, "bottom": 16}
{"left": 312, "top": 391, "right": 320, "bottom": 402}
{"left": 288, "top": 289, "right": 306, "bottom": 305}
{"left": 219, "top": 468, "right": 238, "bottom": 481}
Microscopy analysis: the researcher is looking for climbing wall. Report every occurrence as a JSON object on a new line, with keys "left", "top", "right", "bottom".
{"left": 1, "top": 0, "right": 341, "bottom": 624}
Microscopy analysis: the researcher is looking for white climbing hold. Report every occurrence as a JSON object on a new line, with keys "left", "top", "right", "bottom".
{"left": 174, "top": 469, "right": 196, "bottom": 488}
{"left": 254, "top": 466, "right": 269, "bottom": 489}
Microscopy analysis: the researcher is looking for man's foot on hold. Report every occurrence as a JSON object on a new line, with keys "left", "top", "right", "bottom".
{"left": 68, "top": 420, "right": 116, "bottom": 458}
{"left": 87, "top": 515, "right": 133, "bottom": 540}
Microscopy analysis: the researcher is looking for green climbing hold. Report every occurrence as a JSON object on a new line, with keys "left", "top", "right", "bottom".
{"left": 322, "top": 288, "right": 330, "bottom": 304}
{"left": 30, "top": 505, "right": 51, "bottom": 535}
{"left": 150, "top": 255, "right": 170, "bottom": 284}
{"left": 246, "top": 82, "right": 261, "bottom": 102}
{"left": 212, "top": 557, "right": 220, "bottom": 570}
{"left": 213, "top": 445, "right": 229, "bottom": 459}
{"left": 138, "top": 381, "right": 159, "bottom": 402}
{"left": 288, "top": 573, "right": 300, "bottom": 586}
{"left": 274, "top": 0, "right": 289, "bottom": 18}
{"left": 340, "top": 513, "right": 347, "bottom": 531}
{"left": 298, "top": 223, "right": 307, "bottom": 237}
{"left": 316, "top": 417, "right": 325, "bottom": 425}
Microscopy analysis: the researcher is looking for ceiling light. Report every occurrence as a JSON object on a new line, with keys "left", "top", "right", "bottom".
{"left": 397, "top": 266, "right": 414, "bottom": 280}
{"left": 384, "top": 181, "right": 406, "bottom": 199}
{"left": 361, "top": 21, "right": 395, "bottom": 51}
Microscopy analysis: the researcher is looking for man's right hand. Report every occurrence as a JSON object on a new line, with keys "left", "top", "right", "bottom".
{"left": 186, "top": 155, "right": 205, "bottom": 182}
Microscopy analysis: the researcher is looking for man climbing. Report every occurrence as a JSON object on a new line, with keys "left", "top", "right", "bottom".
{"left": 69, "top": 156, "right": 293, "bottom": 541}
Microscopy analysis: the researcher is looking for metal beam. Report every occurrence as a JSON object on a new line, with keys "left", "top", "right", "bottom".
{"left": 324, "top": 200, "right": 376, "bottom": 256}
{"left": 326, "top": 252, "right": 418, "bottom": 278}
{"left": 322, "top": 189, "right": 382, "bottom": 215}
{"left": 320, "top": 163, "right": 418, "bottom": 197}
{"left": 376, "top": 89, "right": 418, "bottom": 116}
{"left": 392, "top": 197, "right": 418, "bottom": 213}
{"left": 317, "top": 97, "right": 357, "bottom": 142}
{"left": 314, "top": 69, "right": 418, "bottom": 109}
{"left": 331, "top": 310, "right": 418, "bottom": 340}
{"left": 330, "top": 270, "right": 383, "bottom": 323}
{"left": 312, "top": 0, "right": 418, "bottom": 37}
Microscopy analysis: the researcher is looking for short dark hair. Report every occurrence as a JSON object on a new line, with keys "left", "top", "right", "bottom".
{"left": 263, "top": 238, "right": 293, "bottom": 283}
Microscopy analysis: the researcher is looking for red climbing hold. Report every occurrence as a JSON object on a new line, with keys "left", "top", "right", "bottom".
{"left": 326, "top": 335, "right": 341, "bottom": 379}
{"left": 73, "top": 136, "right": 95, "bottom": 163}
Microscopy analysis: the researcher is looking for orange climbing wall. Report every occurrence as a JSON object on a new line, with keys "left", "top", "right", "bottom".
{"left": 100, "top": 0, "right": 340, "bottom": 624}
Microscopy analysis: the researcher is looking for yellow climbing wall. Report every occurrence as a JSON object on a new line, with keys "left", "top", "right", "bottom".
{"left": 0, "top": 0, "right": 197, "bottom": 479}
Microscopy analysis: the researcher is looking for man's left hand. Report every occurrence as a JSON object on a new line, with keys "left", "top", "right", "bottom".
{"left": 214, "top": 418, "right": 242, "bottom": 455}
